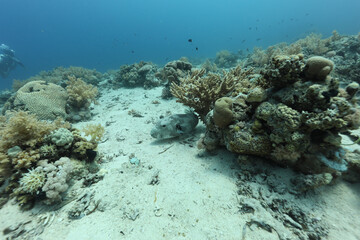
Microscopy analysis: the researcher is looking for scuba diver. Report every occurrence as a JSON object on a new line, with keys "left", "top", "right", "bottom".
{"left": 0, "top": 44, "right": 24, "bottom": 78}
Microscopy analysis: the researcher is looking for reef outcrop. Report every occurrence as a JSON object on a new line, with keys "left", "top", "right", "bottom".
{"left": 190, "top": 54, "right": 360, "bottom": 174}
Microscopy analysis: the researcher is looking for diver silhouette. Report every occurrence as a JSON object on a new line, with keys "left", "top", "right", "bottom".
{"left": 0, "top": 44, "right": 24, "bottom": 78}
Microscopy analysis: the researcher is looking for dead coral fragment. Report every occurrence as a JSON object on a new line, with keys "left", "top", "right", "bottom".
{"left": 171, "top": 67, "right": 242, "bottom": 121}
{"left": 66, "top": 75, "right": 98, "bottom": 109}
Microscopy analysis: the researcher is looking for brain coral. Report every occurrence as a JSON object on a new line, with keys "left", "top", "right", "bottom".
{"left": 4, "top": 81, "right": 68, "bottom": 120}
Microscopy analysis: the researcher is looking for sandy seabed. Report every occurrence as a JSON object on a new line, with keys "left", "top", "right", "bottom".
{"left": 0, "top": 86, "right": 359, "bottom": 240}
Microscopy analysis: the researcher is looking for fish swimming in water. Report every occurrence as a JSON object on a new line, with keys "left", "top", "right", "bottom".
{"left": 150, "top": 110, "right": 198, "bottom": 139}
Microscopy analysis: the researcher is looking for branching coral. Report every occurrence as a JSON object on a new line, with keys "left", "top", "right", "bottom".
{"left": 248, "top": 33, "right": 329, "bottom": 67}
{"left": 214, "top": 50, "right": 238, "bottom": 68}
{"left": 82, "top": 124, "right": 105, "bottom": 142}
{"left": 170, "top": 67, "right": 247, "bottom": 121}
{"left": 201, "top": 54, "right": 360, "bottom": 175}
{"left": 19, "top": 168, "right": 46, "bottom": 194}
{"left": 0, "top": 111, "right": 56, "bottom": 151}
{"left": 66, "top": 75, "right": 98, "bottom": 109}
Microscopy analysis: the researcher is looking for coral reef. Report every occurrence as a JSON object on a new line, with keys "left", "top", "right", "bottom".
{"left": 66, "top": 75, "right": 98, "bottom": 109}
{"left": 186, "top": 55, "right": 360, "bottom": 176}
{"left": 0, "top": 111, "right": 57, "bottom": 151}
{"left": 304, "top": 56, "right": 334, "bottom": 81}
{"left": 66, "top": 75, "right": 98, "bottom": 122}
{"left": 213, "top": 97, "right": 234, "bottom": 128}
{"left": 201, "top": 59, "right": 218, "bottom": 73}
{"left": 39, "top": 157, "right": 73, "bottom": 204}
{"left": 170, "top": 66, "right": 254, "bottom": 121}
{"left": 2, "top": 81, "right": 68, "bottom": 120}
{"left": 82, "top": 124, "right": 105, "bottom": 142}
{"left": 214, "top": 50, "right": 238, "bottom": 68}
{"left": 46, "top": 128, "right": 74, "bottom": 149}
{"left": 247, "top": 33, "right": 329, "bottom": 67}
{"left": 0, "top": 111, "right": 99, "bottom": 208}
{"left": 12, "top": 66, "right": 103, "bottom": 92}
{"left": 155, "top": 59, "right": 192, "bottom": 99}
{"left": 327, "top": 33, "right": 360, "bottom": 84}
{"left": 112, "top": 61, "right": 159, "bottom": 89}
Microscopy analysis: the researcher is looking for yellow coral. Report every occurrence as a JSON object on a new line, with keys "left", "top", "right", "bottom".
{"left": 72, "top": 129, "right": 98, "bottom": 156}
{"left": 0, "top": 111, "right": 56, "bottom": 151}
{"left": 82, "top": 123, "right": 104, "bottom": 142}
{"left": 66, "top": 75, "right": 98, "bottom": 109}
{"left": 0, "top": 153, "right": 11, "bottom": 182}
{"left": 12, "top": 149, "right": 40, "bottom": 169}
{"left": 19, "top": 168, "right": 45, "bottom": 194}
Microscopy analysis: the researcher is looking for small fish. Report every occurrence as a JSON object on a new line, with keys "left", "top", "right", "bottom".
{"left": 241, "top": 39, "right": 246, "bottom": 43}
{"left": 188, "top": 39, "right": 192, "bottom": 43}
{"left": 256, "top": 38, "right": 261, "bottom": 41}
{"left": 195, "top": 47, "right": 198, "bottom": 51}
{"left": 248, "top": 27, "right": 252, "bottom": 30}
{"left": 131, "top": 50, "right": 135, "bottom": 54}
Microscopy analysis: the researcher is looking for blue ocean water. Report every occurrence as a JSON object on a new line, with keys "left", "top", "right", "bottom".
{"left": 0, "top": 0, "right": 359, "bottom": 89}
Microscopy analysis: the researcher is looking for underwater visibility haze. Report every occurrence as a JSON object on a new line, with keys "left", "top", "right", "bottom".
{"left": 1, "top": 0, "right": 360, "bottom": 239}
{"left": 1, "top": 0, "right": 360, "bottom": 88}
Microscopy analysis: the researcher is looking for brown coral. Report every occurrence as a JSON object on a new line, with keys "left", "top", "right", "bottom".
{"left": 213, "top": 97, "right": 234, "bottom": 128}
{"left": 66, "top": 75, "right": 98, "bottom": 109}
{"left": 82, "top": 123, "right": 105, "bottom": 142}
{"left": 304, "top": 56, "right": 334, "bottom": 81}
{"left": 171, "top": 67, "right": 244, "bottom": 121}
{"left": 0, "top": 111, "right": 56, "bottom": 151}
{"left": 4, "top": 80, "right": 68, "bottom": 120}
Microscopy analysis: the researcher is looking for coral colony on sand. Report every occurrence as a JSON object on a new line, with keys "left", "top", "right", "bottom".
{"left": 0, "top": 32, "right": 359, "bottom": 216}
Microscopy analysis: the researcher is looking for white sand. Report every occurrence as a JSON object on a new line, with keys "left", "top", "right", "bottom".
{"left": 0, "top": 87, "right": 359, "bottom": 240}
